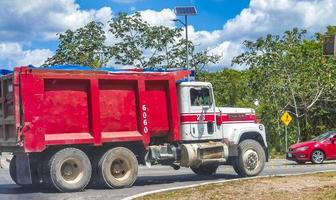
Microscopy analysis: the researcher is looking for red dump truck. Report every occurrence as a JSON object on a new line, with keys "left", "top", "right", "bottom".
{"left": 0, "top": 66, "right": 268, "bottom": 192}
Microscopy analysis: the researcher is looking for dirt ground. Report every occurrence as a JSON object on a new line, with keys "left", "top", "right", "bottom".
{"left": 138, "top": 172, "right": 336, "bottom": 200}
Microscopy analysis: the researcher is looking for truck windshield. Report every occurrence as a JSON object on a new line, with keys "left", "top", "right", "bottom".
{"left": 190, "top": 88, "right": 211, "bottom": 106}
{"left": 312, "top": 131, "right": 335, "bottom": 141}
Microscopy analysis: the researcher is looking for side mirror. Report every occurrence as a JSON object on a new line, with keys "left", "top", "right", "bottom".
{"left": 330, "top": 137, "right": 336, "bottom": 144}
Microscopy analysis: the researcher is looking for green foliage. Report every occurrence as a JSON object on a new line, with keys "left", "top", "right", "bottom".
{"left": 45, "top": 12, "right": 219, "bottom": 70}
{"left": 109, "top": 12, "right": 219, "bottom": 70}
{"left": 197, "top": 69, "right": 251, "bottom": 107}
{"left": 200, "top": 26, "right": 336, "bottom": 153}
{"left": 44, "top": 21, "right": 109, "bottom": 68}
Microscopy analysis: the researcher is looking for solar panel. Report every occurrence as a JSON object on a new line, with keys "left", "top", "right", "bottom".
{"left": 174, "top": 6, "right": 197, "bottom": 16}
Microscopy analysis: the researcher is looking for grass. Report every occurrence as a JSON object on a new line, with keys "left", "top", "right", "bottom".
{"left": 137, "top": 172, "right": 336, "bottom": 200}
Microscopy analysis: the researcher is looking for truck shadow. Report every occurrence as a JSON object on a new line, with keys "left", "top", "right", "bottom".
{"left": 133, "top": 173, "right": 239, "bottom": 187}
{"left": 0, "top": 173, "right": 239, "bottom": 194}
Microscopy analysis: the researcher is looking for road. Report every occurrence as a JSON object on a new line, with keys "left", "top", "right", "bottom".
{"left": 0, "top": 158, "right": 335, "bottom": 200}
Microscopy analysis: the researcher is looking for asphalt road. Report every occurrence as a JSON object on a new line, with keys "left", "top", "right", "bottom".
{"left": 0, "top": 158, "right": 335, "bottom": 200}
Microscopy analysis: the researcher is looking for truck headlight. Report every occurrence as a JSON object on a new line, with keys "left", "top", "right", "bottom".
{"left": 296, "top": 146, "right": 308, "bottom": 151}
{"left": 259, "top": 125, "right": 264, "bottom": 131}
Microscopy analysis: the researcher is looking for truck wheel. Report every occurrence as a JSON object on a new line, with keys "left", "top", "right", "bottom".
{"left": 191, "top": 164, "right": 218, "bottom": 175}
{"left": 233, "top": 139, "right": 265, "bottom": 177}
{"left": 43, "top": 148, "right": 92, "bottom": 192}
{"left": 98, "top": 147, "right": 138, "bottom": 188}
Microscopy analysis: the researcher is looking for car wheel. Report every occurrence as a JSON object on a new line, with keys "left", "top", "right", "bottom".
{"left": 311, "top": 150, "right": 325, "bottom": 164}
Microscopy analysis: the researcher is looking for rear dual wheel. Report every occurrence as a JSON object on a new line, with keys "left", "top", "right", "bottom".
{"left": 43, "top": 148, "right": 92, "bottom": 192}
{"left": 14, "top": 146, "right": 138, "bottom": 192}
{"left": 98, "top": 147, "right": 138, "bottom": 188}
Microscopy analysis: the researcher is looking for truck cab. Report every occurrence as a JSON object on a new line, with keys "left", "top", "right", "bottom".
{"left": 178, "top": 81, "right": 266, "bottom": 147}
{"left": 167, "top": 81, "right": 268, "bottom": 176}
{"left": 179, "top": 82, "right": 219, "bottom": 141}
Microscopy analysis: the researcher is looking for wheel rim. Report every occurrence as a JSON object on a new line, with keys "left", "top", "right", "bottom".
{"left": 243, "top": 149, "right": 259, "bottom": 171}
{"left": 312, "top": 151, "right": 324, "bottom": 163}
{"left": 110, "top": 157, "right": 131, "bottom": 181}
{"left": 60, "top": 157, "right": 84, "bottom": 184}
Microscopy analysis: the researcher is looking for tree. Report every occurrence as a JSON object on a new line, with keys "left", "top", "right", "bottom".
{"left": 197, "top": 69, "right": 250, "bottom": 107}
{"left": 233, "top": 27, "right": 336, "bottom": 150}
{"left": 109, "top": 12, "right": 219, "bottom": 70}
{"left": 45, "top": 12, "right": 219, "bottom": 70}
{"left": 44, "top": 21, "right": 109, "bottom": 68}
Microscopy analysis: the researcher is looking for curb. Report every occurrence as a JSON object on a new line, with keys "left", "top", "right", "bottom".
{"left": 122, "top": 170, "right": 336, "bottom": 200}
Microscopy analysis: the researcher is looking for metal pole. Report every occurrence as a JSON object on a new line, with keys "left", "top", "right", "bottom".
{"left": 285, "top": 125, "right": 288, "bottom": 152}
{"left": 185, "top": 15, "right": 189, "bottom": 70}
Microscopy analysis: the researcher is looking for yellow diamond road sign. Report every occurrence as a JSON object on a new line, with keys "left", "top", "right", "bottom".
{"left": 281, "top": 111, "right": 292, "bottom": 126}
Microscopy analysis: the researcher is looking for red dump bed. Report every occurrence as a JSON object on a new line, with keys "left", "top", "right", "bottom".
{"left": 0, "top": 67, "right": 190, "bottom": 152}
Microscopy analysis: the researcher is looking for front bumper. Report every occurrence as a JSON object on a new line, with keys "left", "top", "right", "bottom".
{"left": 286, "top": 151, "right": 310, "bottom": 162}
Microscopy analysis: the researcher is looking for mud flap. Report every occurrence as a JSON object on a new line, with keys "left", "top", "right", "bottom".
{"left": 228, "top": 143, "right": 238, "bottom": 157}
{"left": 16, "top": 153, "right": 32, "bottom": 185}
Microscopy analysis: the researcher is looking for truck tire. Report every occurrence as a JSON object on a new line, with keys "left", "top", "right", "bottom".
{"left": 98, "top": 147, "right": 138, "bottom": 188}
{"left": 233, "top": 139, "right": 265, "bottom": 177}
{"left": 43, "top": 148, "right": 92, "bottom": 192}
{"left": 190, "top": 164, "right": 218, "bottom": 175}
{"left": 9, "top": 156, "right": 41, "bottom": 188}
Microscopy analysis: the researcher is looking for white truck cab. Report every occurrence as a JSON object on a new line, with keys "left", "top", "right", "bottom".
{"left": 147, "top": 81, "right": 268, "bottom": 178}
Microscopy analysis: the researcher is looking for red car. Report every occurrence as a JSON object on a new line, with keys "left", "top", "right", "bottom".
{"left": 286, "top": 131, "right": 336, "bottom": 164}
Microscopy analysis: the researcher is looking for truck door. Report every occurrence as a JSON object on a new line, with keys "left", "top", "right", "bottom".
{"left": 187, "top": 86, "right": 217, "bottom": 139}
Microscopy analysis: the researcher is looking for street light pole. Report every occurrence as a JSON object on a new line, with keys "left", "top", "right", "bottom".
{"left": 174, "top": 6, "right": 197, "bottom": 71}
{"left": 185, "top": 15, "right": 189, "bottom": 70}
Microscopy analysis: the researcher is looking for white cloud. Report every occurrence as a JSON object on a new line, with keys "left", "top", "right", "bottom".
{"left": 208, "top": 41, "right": 244, "bottom": 69}
{"left": 16, "top": 49, "right": 53, "bottom": 67}
{"left": 140, "top": 9, "right": 176, "bottom": 27}
{"left": 2, "top": 0, "right": 336, "bottom": 70}
{"left": 0, "top": 43, "right": 53, "bottom": 68}
{"left": 0, "top": 0, "right": 113, "bottom": 42}
{"left": 183, "top": 0, "right": 336, "bottom": 70}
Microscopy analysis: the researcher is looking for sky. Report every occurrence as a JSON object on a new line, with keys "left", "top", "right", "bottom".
{"left": 0, "top": 0, "right": 335, "bottom": 70}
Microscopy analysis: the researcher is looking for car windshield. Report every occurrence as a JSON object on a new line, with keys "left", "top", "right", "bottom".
{"left": 311, "top": 131, "right": 335, "bottom": 141}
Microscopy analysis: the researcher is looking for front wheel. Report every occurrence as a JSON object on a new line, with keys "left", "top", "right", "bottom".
{"left": 311, "top": 150, "right": 325, "bottom": 164}
{"left": 233, "top": 139, "right": 266, "bottom": 177}
{"left": 191, "top": 164, "right": 218, "bottom": 175}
